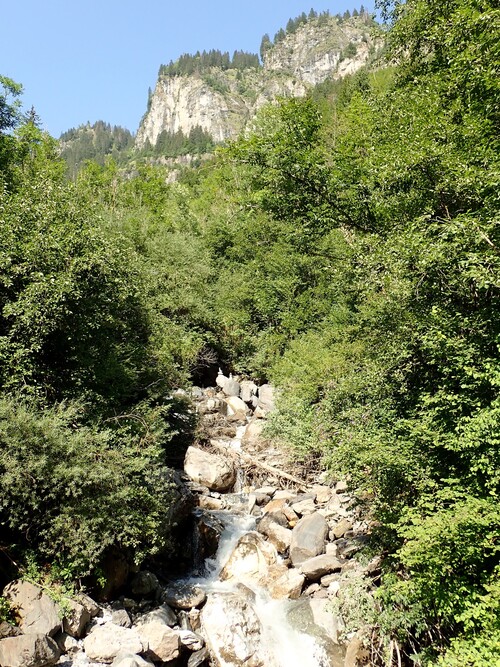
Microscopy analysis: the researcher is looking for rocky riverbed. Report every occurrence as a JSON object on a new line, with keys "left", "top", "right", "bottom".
{"left": 0, "top": 375, "right": 379, "bottom": 667}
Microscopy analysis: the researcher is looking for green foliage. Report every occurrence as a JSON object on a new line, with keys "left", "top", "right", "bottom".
{"left": 0, "top": 596, "right": 12, "bottom": 623}
{"left": 160, "top": 49, "right": 260, "bottom": 77}
{"left": 0, "top": 396, "right": 178, "bottom": 578}
{"left": 59, "top": 121, "right": 133, "bottom": 179}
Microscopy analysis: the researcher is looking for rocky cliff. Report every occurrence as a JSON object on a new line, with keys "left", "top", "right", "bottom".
{"left": 136, "top": 14, "right": 382, "bottom": 150}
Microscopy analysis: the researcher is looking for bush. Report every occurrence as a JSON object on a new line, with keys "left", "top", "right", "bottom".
{"left": 0, "top": 396, "right": 178, "bottom": 579}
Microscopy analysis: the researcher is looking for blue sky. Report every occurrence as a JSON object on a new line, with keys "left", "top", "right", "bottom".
{"left": 1, "top": 1, "right": 375, "bottom": 138}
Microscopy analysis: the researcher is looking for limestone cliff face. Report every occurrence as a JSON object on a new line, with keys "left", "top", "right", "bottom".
{"left": 136, "top": 15, "right": 381, "bottom": 149}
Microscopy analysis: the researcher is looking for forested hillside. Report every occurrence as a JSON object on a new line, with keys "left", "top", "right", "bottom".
{"left": 1, "top": 0, "right": 499, "bottom": 664}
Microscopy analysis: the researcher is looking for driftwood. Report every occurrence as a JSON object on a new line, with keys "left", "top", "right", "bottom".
{"left": 209, "top": 439, "right": 307, "bottom": 490}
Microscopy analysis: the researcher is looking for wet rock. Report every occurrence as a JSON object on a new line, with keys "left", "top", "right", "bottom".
{"left": 3, "top": 580, "right": 60, "bottom": 637}
{"left": 83, "top": 624, "right": 145, "bottom": 662}
{"left": 201, "top": 592, "right": 270, "bottom": 667}
{"left": 197, "top": 495, "right": 225, "bottom": 511}
{"left": 268, "top": 568, "right": 305, "bottom": 600}
{"left": 255, "top": 486, "right": 277, "bottom": 497}
{"left": 289, "top": 512, "right": 328, "bottom": 566}
{"left": 0, "top": 633, "right": 60, "bottom": 667}
{"left": 162, "top": 584, "right": 207, "bottom": 610}
{"left": 300, "top": 554, "right": 343, "bottom": 581}
{"left": 138, "top": 621, "right": 181, "bottom": 662}
{"left": 184, "top": 446, "right": 236, "bottom": 492}
{"left": 196, "top": 511, "right": 225, "bottom": 560}
{"left": 220, "top": 533, "right": 278, "bottom": 584}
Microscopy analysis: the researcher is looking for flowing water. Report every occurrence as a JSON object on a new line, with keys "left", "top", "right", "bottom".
{"left": 181, "top": 423, "right": 343, "bottom": 667}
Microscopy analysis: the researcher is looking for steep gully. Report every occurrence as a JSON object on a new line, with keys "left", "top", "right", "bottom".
{"left": 15, "top": 375, "right": 377, "bottom": 667}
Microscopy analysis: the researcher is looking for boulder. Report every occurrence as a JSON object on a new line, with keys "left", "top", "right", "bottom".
{"left": 344, "top": 634, "right": 369, "bottom": 667}
{"left": 137, "top": 603, "right": 177, "bottom": 627}
{"left": 240, "top": 380, "right": 258, "bottom": 404}
{"left": 257, "top": 384, "right": 275, "bottom": 412}
{"left": 241, "top": 420, "right": 264, "bottom": 447}
{"left": 176, "top": 629, "right": 204, "bottom": 651}
{"left": 197, "top": 495, "right": 224, "bottom": 511}
{"left": 83, "top": 624, "right": 145, "bottom": 663}
{"left": 184, "top": 446, "right": 236, "bottom": 492}
{"left": 201, "top": 592, "right": 270, "bottom": 667}
{"left": 225, "top": 395, "right": 249, "bottom": 415}
{"left": 75, "top": 592, "right": 100, "bottom": 618}
{"left": 2, "top": 581, "right": 60, "bottom": 637}
{"left": 184, "top": 447, "right": 236, "bottom": 491}
{"left": 220, "top": 533, "right": 278, "bottom": 585}
{"left": 290, "top": 497, "right": 316, "bottom": 515}
{"left": 62, "top": 598, "right": 91, "bottom": 638}
{"left": 332, "top": 518, "right": 353, "bottom": 539}
{"left": 138, "top": 621, "right": 180, "bottom": 662}
{"left": 54, "top": 632, "right": 79, "bottom": 656}
{"left": 289, "top": 512, "right": 328, "bottom": 566}
{"left": 222, "top": 379, "right": 241, "bottom": 398}
{"left": 268, "top": 569, "right": 305, "bottom": 600}
{"left": 111, "top": 609, "right": 132, "bottom": 628}
{"left": 300, "top": 554, "right": 343, "bottom": 581}
{"left": 262, "top": 498, "right": 287, "bottom": 515}
{"left": 162, "top": 584, "right": 207, "bottom": 610}
{"left": 130, "top": 571, "right": 160, "bottom": 598}
{"left": 257, "top": 515, "right": 292, "bottom": 553}
{"left": 312, "top": 485, "right": 333, "bottom": 504}
{"left": 0, "top": 634, "right": 60, "bottom": 667}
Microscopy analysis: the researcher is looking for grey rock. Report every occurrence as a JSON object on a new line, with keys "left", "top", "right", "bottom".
{"left": 289, "top": 512, "right": 329, "bottom": 566}
{"left": 162, "top": 584, "right": 207, "bottom": 610}
{"left": 0, "top": 622, "right": 21, "bottom": 639}
{"left": 2, "top": 581, "right": 60, "bottom": 637}
{"left": 201, "top": 592, "right": 269, "bottom": 667}
{"left": 137, "top": 621, "right": 180, "bottom": 662}
{"left": 112, "top": 652, "right": 154, "bottom": 667}
{"left": 62, "top": 599, "right": 91, "bottom": 638}
{"left": 83, "top": 624, "right": 145, "bottom": 663}
{"left": 222, "top": 379, "right": 241, "bottom": 397}
{"left": 184, "top": 446, "right": 236, "bottom": 492}
{"left": 137, "top": 603, "right": 178, "bottom": 627}
{"left": 112, "top": 609, "right": 132, "bottom": 628}
{"left": 299, "top": 554, "right": 343, "bottom": 581}
{"left": 0, "top": 633, "right": 60, "bottom": 667}
{"left": 130, "top": 571, "right": 160, "bottom": 598}
{"left": 188, "top": 646, "right": 209, "bottom": 667}
{"left": 257, "top": 384, "right": 275, "bottom": 411}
